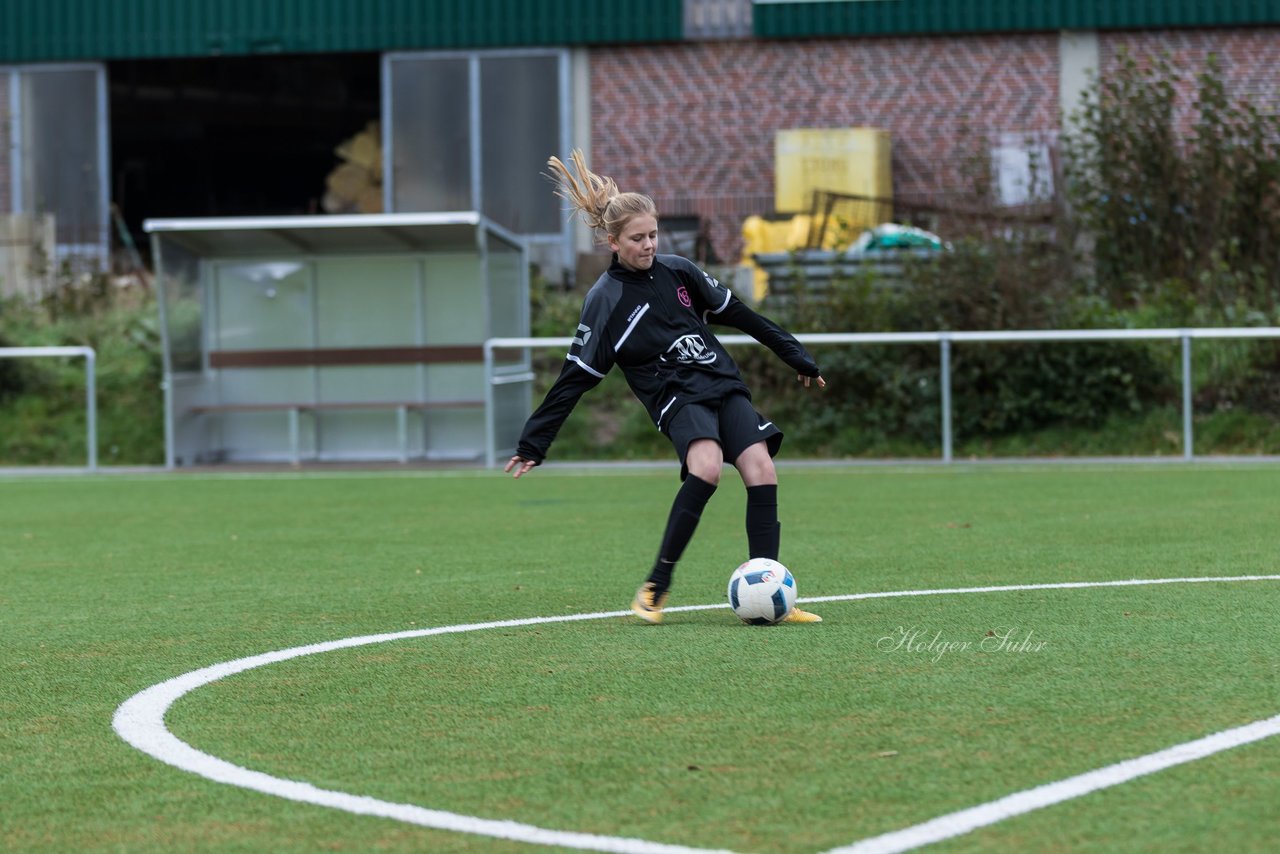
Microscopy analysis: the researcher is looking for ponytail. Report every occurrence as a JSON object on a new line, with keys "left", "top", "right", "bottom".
{"left": 546, "top": 149, "right": 657, "bottom": 244}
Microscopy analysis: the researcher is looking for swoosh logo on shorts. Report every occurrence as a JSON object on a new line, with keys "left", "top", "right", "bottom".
{"left": 758, "top": 421, "right": 774, "bottom": 431}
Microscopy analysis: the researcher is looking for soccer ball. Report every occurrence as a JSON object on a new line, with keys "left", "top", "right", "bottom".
{"left": 727, "top": 558, "right": 797, "bottom": 625}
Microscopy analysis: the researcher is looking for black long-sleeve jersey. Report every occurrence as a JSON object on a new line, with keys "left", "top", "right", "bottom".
{"left": 515, "top": 253, "right": 820, "bottom": 464}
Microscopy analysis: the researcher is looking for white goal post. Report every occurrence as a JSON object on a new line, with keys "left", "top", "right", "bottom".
{"left": 483, "top": 328, "right": 1280, "bottom": 467}
{"left": 0, "top": 346, "right": 98, "bottom": 471}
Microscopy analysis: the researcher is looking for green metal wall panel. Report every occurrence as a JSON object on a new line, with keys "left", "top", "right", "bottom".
{"left": 753, "top": 0, "right": 1280, "bottom": 39}
{"left": 0, "top": 0, "right": 683, "bottom": 62}
{"left": 3, "top": 1, "right": 1274, "bottom": 63}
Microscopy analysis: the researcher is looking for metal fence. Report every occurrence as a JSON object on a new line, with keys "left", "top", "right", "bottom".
{"left": 484, "top": 328, "right": 1280, "bottom": 467}
{"left": 0, "top": 346, "right": 97, "bottom": 470}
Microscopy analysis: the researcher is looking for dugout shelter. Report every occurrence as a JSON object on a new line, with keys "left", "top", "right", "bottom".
{"left": 147, "top": 212, "right": 528, "bottom": 468}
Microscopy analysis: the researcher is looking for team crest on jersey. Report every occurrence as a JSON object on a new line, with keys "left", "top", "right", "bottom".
{"left": 661, "top": 334, "right": 717, "bottom": 365}
{"left": 676, "top": 286, "right": 692, "bottom": 307}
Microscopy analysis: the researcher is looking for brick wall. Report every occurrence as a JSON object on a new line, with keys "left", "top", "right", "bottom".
{"left": 1101, "top": 28, "right": 1280, "bottom": 133}
{"left": 589, "top": 28, "right": 1279, "bottom": 263}
{"left": 590, "top": 34, "right": 1060, "bottom": 262}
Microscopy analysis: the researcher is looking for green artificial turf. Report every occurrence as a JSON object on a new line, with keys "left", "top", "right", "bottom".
{"left": 2, "top": 464, "right": 1278, "bottom": 852}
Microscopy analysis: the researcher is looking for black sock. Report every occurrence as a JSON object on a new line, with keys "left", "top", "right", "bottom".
{"left": 746, "top": 484, "right": 779, "bottom": 559}
{"left": 647, "top": 474, "right": 717, "bottom": 593}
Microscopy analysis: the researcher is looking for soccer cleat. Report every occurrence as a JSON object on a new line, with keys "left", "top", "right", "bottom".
{"left": 631, "top": 581, "right": 669, "bottom": 624}
{"left": 781, "top": 607, "right": 823, "bottom": 624}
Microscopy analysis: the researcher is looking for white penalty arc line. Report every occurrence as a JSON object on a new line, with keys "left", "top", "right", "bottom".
{"left": 112, "top": 610, "right": 730, "bottom": 854}
{"left": 113, "top": 575, "right": 1280, "bottom": 854}
{"left": 112, "top": 610, "right": 729, "bottom": 854}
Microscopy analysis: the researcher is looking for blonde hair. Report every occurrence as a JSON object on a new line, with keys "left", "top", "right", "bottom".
{"left": 546, "top": 149, "right": 657, "bottom": 244}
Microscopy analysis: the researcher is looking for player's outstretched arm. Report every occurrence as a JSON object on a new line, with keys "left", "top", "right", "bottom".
{"left": 505, "top": 455, "right": 539, "bottom": 479}
{"left": 798, "top": 374, "right": 827, "bottom": 389}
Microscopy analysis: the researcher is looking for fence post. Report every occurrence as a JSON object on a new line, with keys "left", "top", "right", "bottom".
{"left": 940, "top": 336, "right": 953, "bottom": 463}
{"left": 1181, "top": 333, "right": 1193, "bottom": 461}
{"left": 85, "top": 349, "right": 98, "bottom": 471}
{"left": 484, "top": 340, "right": 496, "bottom": 469}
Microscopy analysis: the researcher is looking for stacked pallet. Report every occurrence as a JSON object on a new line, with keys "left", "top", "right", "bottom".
{"left": 322, "top": 121, "right": 382, "bottom": 214}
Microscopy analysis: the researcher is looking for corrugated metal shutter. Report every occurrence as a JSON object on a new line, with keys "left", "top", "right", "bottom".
{"left": 0, "top": 0, "right": 683, "bottom": 63}
{"left": 753, "top": 0, "right": 1280, "bottom": 39}
{"left": 685, "top": 0, "right": 754, "bottom": 39}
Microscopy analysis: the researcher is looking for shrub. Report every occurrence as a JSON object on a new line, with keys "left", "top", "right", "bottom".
{"left": 1062, "top": 50, "right": 1280, "bottom": 314}
{"left": 0, "top": 276, "right": 164, "bottom": 465}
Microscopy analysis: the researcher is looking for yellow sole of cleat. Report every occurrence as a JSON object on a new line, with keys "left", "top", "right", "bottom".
{"left": 781, "top": 608, "right": 823, "bottom": 624}
{"left": 631, "top": 583, "right": 667, "bottom": 624}
{"left": 631, "top": 601, "right": 663, "bottom": 623}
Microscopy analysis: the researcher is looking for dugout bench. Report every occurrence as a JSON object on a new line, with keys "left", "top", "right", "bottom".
{"left": 148, "top": 213, "right": 529, "bottom": 467}
{"left": 187, "top": 399, "right": 485, "bottom": 466}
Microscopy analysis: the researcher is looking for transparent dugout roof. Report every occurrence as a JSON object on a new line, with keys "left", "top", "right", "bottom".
{"left": 143, "top": 212, "right": 502, "bottom": 257}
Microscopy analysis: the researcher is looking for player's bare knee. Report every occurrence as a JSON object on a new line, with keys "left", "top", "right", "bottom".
{"left": 741, "top": 462, "right": 777, "bottom": 487}
{"left": 688, "top": 459, "right": 723, "bottom": 485}
{"left": 736, "top": 446, "right": 777, "bottom": 486}
{"left": 686, "top": 440, "right": 724, "bottom": 484}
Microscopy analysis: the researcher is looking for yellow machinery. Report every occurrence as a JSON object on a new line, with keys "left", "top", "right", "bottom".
{"left": 741, "top": 128, "right": 892, "bottom": 301}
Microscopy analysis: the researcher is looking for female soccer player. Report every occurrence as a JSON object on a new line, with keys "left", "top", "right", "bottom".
{"left": 505, "top": 150, "right": 826, "bottom": 624}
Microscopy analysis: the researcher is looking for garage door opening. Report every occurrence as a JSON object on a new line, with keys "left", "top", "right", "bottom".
{"left": 109, "top": 53, "right": 380, "bottom": 257}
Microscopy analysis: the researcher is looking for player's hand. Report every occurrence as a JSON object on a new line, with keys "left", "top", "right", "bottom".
{"left": 505, "top": 456, "right": 538, "bottom": 478}
{"left": 798, "top": 374, "right": 826, "bottom": 389}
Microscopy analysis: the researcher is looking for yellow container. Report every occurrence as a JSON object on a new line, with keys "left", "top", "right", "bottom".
{"left": 775, "top": 127, "right": 892, "bottom": 214}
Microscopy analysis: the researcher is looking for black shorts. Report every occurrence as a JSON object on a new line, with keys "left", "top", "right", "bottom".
{"left": 665, "top": 393, "right": 783, "bottom": 478}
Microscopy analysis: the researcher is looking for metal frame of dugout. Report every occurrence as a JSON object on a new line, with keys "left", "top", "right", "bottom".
{"left": 147, "top": 212, "right": 529, "bottom": 468}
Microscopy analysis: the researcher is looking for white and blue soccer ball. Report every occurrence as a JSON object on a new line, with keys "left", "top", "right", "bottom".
{"left": 727, "top": 558, "right": 797, "bottom": 625}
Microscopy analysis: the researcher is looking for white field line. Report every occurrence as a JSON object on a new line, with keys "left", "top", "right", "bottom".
{"left": 113, "top": 611, "right": 733, "bottom": 854}
{"left": 794, "top": 573, "right": 1280, "bottom": 606}
{"left": 113, "top": 575, "right": 1280, "bottom": 853}
{"left": 826, "top": 712, "right": 1280, "bottom": 854}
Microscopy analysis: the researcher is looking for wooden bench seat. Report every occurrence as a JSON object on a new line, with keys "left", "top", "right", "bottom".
{"left": 187, "top": 400, "right": 483, "bottom": 464}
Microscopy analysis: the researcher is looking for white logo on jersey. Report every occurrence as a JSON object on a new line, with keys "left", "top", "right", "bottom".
{"left": 661, "top": 334, "right": 717, "bottom": 365}
{"left": 703, "top": 272, "right": 720, "bottom": 290}
{"left": 572, "top": 323, "right": 592, "bottom": 348}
